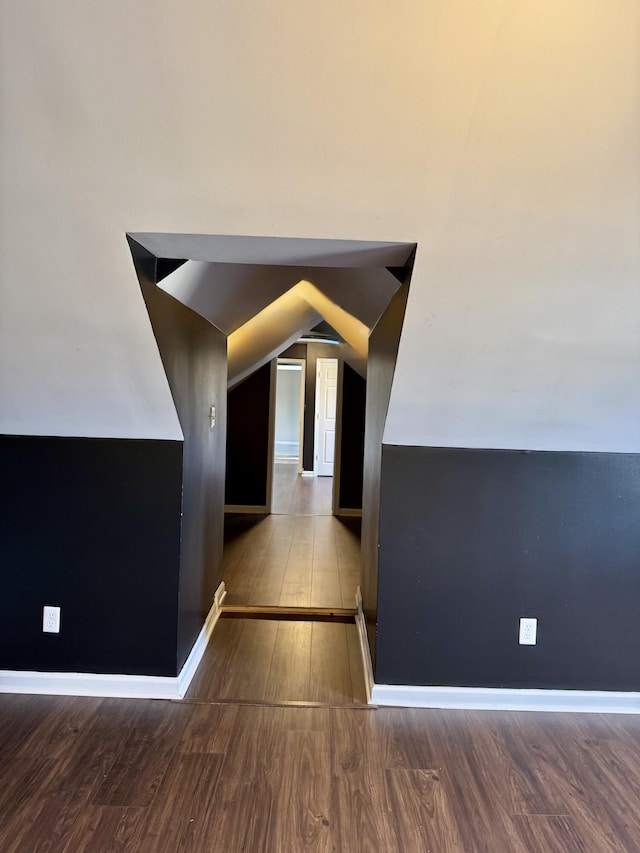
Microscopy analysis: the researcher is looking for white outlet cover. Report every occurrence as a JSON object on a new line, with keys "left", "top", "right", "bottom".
{"left": 43, "top": 605, "right": 61, "bottom": 633}
{"left": 519, "top": 617, "right": 537, "bottom": 645}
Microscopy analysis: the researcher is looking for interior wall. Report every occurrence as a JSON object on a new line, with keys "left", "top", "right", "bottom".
{"left": 361, "top": 284, "right": 410, "bottom": 662}
{"left": 0, "top": 435, "right": 183, "bottom": 676}
{"left": 132, "top": 244, "right": 228, "bottom": 669}
{"left": 337, "top": 364, "right": 366, "bottom": 511}
{"left": 377, "top": 446, "right": 640, "bottom": 690}
{"left": 2, "top": 2, "right": 637, "bottom": 454}
{"left": 2, "top": 2, "right": 639, "bottom": 692}
{"left": 225, "top": 362, "right": 273, "bottom": 508}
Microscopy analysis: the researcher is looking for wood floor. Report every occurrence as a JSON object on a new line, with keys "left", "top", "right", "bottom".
{"left": 2, "top": 694, "right": 640, "bottom": 851}
{"left": 271, "top": 461, "right": 333, "bottom": 516}
{"left": 186, "top": 618, "right": 368, "bottom": 705}
{"left": 5, "top": 473, "right": 639, "bottom": 850}
{"left": 222, "top": 511, "right": 360, "bottom": 609}
{"left": 205, "top": 469, "right": 364, "bottom": 705}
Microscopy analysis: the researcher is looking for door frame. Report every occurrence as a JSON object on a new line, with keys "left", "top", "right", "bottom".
{"left": 274, "top": 357, "right": 306, "bottom": 474}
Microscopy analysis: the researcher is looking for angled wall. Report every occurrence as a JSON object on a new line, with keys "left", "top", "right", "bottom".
{"left": 336, "top": 363, "right": 366, "bottom": 512}
{"left": 361, "top": 283, "right": 409, "bottom": 662}
{"left": 225, "top": 362, "right": 274, "bottom": 509}
{"left": 131, "top": 242, "right": 228, "bottom": 670}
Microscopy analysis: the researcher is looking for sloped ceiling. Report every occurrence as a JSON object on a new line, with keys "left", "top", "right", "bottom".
{"left": 128, "top": 234, "right": 415, "bottom": 389}
{"left": 157, "top": 261, "right": 403, "bottom": 334}
{"left": 128, "top": 233, "right": 414, "bottom": 269}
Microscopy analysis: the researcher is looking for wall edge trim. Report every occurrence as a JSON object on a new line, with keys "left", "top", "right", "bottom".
{"left": 370, "top": 683, "right": 640, "bottom": 714}
{"left": 0, "top": 582, "right": 226, "bottom": 700}
{"left": 355, "top": 587, "right": 374, "bottom": 703}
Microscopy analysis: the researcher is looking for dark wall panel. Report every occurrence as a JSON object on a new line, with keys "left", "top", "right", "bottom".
{"left": 133, "top": 242, "right": 228, "bottom": 670}
{"left": 225, "top": 363, "right": 272, "bottom": 507}
{"left": 338, "top": 364, "right": 365, "bottom": 510}
{"left": 376, "top": 445, "right": 640, "bottom": 691}
{"left": 0, "top": 435, "right": 183, "bottom": 676}
{"left": 361, "top": 283, "right": 409, "bottom": 663}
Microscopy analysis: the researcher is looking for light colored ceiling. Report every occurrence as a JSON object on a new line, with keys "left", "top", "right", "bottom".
{"left": 138, "top": 235, "right": 415, "bottom": 388}
{"left": 128, "top": 233, "right": 414, "bottom": 269}
{"left": 226, "top": 279, "right": 370, "bottom": 387}
{"left": 159, "top": 261, "right": 402, "bottom": 333}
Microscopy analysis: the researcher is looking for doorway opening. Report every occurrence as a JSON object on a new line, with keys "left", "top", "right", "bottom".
{"left": 274, "top": 358, "right": 305, "bottom": 470}
{"left": 271, "top": 357, "right": 308, "bottom": 516}
{"left": 128, "top": 233, "right": 416, "bottom": 704}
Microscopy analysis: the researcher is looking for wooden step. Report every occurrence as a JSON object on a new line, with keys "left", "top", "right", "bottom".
{"left": 220, "top": 604, "right": 357, "bottom": 623}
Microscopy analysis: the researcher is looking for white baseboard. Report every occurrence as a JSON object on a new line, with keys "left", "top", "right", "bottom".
{"left": 176, "top": 581, "right": 226, "bottom": 697}
{"left": 355, "top": 588, "right": 374, "bottom": 703}
{"left": 224, "top": 505, "right": 268, "bottom": 514}
{"left": 354, "top": 585, "right": 640, "bottom": 715}
{"left": 0, "top": 582, "right": 226, "bottom": 701}
{"left": 370, "top": 683, "right": 640, "bottom": 715}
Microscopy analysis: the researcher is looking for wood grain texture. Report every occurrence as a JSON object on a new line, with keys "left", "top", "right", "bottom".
{"left": 385, "top": 768, "right": 463, "bottom": 852}
{"left": 185, "top": 617, "right": 367, "bottom": 706}
{"left": 271, "top": 462, "right": 333, "bottom": 516}
{"left": 2, "top": 697, "right": 640, "bottom": 852}
{"left": 222, "top": 510, "right": 360, "bottom": 610}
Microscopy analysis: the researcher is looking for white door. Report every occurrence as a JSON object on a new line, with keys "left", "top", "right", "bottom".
{"left": 315, "top": 358, "right": 338, "bottom": 476}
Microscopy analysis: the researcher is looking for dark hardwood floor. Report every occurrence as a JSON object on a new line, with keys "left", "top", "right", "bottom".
{"left": 222, "top": 505, "right": 360, "bottom": 610}
{"left": 215, "top": 468, "right": 364, "bottom": 706}
{"left": 186, "top": 617, "right": 368, "bottom": 705}
{"left": 5, "top": 473, "right": 639, "bottom": 850}
{"left": 2, "top": 694, "right": 640, "bottom": 851}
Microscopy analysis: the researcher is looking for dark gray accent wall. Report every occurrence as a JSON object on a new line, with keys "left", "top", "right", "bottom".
{"left": 131, "top": 241, "right": 228, "bottom": 670}
{"left": 361, "top": 283, "right": 410, "bottom": 663}
{"left": 225, "top": 362, "right": 273, "bottom": 508}
{"left": 376, "top": 445, "right": 640, "bottom": 691}
{"left": 338, "top": 364, "right": 366, "bottom": 511}
{"left": 0, "top": 435, "right": 183, "bottom": 676}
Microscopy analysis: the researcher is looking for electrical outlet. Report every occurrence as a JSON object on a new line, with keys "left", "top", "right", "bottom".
{"left": 519, "top": 617, "right": 537, "bottom": 645}
{"left": 43, "top": 605, "right": 61, "bottom": 634}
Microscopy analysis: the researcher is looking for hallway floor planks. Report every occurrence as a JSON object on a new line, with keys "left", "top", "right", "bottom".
{"left": 271, "top": 462, "right": 334, "bottom": 516}
{"left": 2, "top": 694, "right": 640, "bottom": 851}
{"left": 185, "top": 617, "right": 368, "bottom": 705}
{"left": 213, "top": 468, "right": 365, "bottom": 706}
{"left": 222, "top": 513, "right": 361, "bottom": 610}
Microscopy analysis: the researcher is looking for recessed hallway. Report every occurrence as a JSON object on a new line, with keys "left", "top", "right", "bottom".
{"left": 188, "top": 468, "right": 365, "bottom": 705}
{"left": 222, "top": 466, "right": 360, "bottom": 610}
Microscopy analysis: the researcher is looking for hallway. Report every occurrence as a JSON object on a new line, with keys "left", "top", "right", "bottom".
{"left": 187, "top": 467, "right": 366, "bottom": 705}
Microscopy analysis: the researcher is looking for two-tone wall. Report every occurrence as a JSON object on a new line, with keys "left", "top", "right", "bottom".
{"left": 1, "top": 2, "right": 639, "bottom": 695}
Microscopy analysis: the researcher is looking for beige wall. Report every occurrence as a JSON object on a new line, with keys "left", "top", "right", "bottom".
{"left": 1, "top": 1, "right": 638, "bottom": 450}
